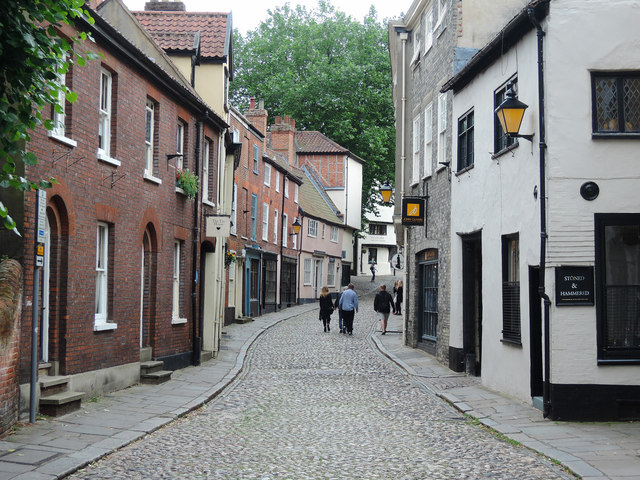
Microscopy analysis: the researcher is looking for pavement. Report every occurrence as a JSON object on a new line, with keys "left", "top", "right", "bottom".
{"left": 0, "top": 275, "right": 638, "bottom": 480}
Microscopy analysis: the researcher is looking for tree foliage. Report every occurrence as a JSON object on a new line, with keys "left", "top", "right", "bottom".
{"left": 0, "top": 0, "right": 94, "bottom": 235}
{"left": 231, "top": 0, "right": 395, "bottom": 215}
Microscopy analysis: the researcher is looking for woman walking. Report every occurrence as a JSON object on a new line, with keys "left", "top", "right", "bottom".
{"left": 319, "top": 286, "right": 334, "bottom": 332}
{"left": 395, "top": 280, "right": 403, "bottom": 315}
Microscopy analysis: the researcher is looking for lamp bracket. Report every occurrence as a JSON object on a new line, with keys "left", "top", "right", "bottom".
{"left": 509, "top": 133, "right": 534, "bottom": 143}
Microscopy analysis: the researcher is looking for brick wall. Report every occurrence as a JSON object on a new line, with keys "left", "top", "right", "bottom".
{"left": 0, "top": 260, "right": 22, "bottom": 435}
{"left": 18, "top": 21, "right": 213, "bottom": 384}
{"left": 403, "top": 2, "right": 456, "bottom": 365}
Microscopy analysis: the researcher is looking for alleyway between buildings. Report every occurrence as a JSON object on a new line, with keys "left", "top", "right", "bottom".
{"left": 62, "top": 277, "right": 570, "bottom": 480}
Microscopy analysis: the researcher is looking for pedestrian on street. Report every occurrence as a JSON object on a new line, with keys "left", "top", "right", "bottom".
{"left": 392, "top": 280, "right": 399, "bottom": 314}
{"left": 373, "top": 284, "right": 394, "bottom": 335}
{"left": 334, "top": 286, "right": 348, "bottom": 333}
{"left": 370, "top": 262, "right": 376, "bottom": 282}
{"left": 338, "top": 283, "right": 359, "bottom": 335}
{"left": 395, "top": 280, "right": 403, "bottom": 315}
{"left": 319, "top": 286, "right": 334, "bottom": 332}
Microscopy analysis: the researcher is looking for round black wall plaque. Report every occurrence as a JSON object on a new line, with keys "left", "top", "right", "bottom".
{"left": 580, "top": 182, "right": 599, "bottom": 201}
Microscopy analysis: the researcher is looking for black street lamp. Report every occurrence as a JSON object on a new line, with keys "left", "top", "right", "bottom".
{"left": 291, "top": 217, "right": 302, "bottom": 236}
{"left": 495, "top": 85, "right": 534, "bottom": 142}
{"left": 380, "top": 179, "right": 393, "bottom": 204}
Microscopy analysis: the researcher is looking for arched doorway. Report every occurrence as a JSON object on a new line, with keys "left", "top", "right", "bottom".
{"left": 140, "top": 225, "right": 158, "bottom": 351}
{"left": 44, "top": 197, "right": 69, "bottom": 373}
{"left": 200, "top": 240, "right": 218, "bottom": 357}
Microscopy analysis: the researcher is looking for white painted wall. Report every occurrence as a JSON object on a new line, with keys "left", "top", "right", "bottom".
{"left": 451, "top": 0, "right": 640, "bottom": 404}
{"left": 450, "top": 29, "right": 540, "bottom": 401}
{"left": 544, "top": 0, "right": 640, "bottom": 387}
{"left": 358, "top": 204, "right": 397, "bottom": 276}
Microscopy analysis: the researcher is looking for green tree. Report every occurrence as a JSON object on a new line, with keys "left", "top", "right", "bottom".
{"left": 231, "top": 0, "right": 395, "bottom": 215}
{"left": 0, "top": 0, "right": 94, "bottom": 235}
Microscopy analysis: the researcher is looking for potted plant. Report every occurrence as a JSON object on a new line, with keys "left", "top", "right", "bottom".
{"left": 224, "top": 251, "right": 236, "bottom": 269}
{"left": 175, "top": 168, "right": 199, "bottom": 200}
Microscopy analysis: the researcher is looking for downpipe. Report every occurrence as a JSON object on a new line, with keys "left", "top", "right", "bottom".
{"left": 528, "top": 5, "right": 551, "bottom": 418}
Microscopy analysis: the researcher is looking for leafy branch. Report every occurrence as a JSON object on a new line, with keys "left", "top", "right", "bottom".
{"left": 0, "top": 0, "right": 97, "bottom": 235}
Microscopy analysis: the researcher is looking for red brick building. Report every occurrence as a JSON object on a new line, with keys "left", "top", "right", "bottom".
{"left": 227, "top": 102, "right": 302, "bottom": 318}
{"left": 0, "top": 1, "right": 228, "bottom": 415}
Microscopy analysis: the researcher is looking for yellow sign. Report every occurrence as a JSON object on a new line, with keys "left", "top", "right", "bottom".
{"left": 37, "top": 245, "right": 44, "bottom": 256}
{"left": 401, "top": 198, "right": 425, "bottom": 225}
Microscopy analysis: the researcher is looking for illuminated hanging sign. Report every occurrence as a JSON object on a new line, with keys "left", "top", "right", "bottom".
{"left": 401, "top": 197, "right": 425, "bottom": 226}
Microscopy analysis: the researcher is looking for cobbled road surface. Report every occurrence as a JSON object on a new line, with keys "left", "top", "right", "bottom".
{"left": 68, "top": 301, "right": 571, "bottom": 479}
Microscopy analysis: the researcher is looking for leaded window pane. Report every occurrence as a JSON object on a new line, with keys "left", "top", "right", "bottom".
{"left": 595, "top": 77, "right": 619, "bottom": 131}
{"left": 623, "top": 77, "right": 640, "bottom": 132}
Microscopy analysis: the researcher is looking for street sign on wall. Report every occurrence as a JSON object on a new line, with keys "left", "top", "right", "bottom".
{"left": 401, "top": 197, "right": 425, "bottom": 226}
{"left": 206, "top": 215, "right": 231, "bottom": 237}
{"left": 390, "top": 253, "right": 404, "bottom": 271}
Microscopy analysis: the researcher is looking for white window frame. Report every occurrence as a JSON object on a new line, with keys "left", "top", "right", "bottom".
{"left": 411, "top": 27, "right": 421, "bottom": 65}
{"left": 262, "top": 203, "right": 269, "bottom": 241}
{"left": 322, "top": 223, "right": 326, "bottom": 238}
{"left": 264, "top": 163, "right": 271, "bottom": 187}
{"left": 145, "top": 99, "right": 155, "bottom": 175}
{"left": 284, "top": 177, "right": 289, "bottom": 198}
{"left": 437, "top": 0, "right": 448, "bottom": 28}
{"left": 294, "top": 184, "right": 299, "bottom": 203}
{"left": 423, "top": 103, "right": 433, "bottom": 178}
{"left": 283, "top": 213, "right": 288, "bottom": 248}
{"left": 275, "top": 171, "right": 280, "bottom": 192}
{"left": 304, "top": 258, "right": 313, "bottom": 285}
{"left": 273, "top": 209, "right": 278, "bottom": 244}
{"left": 330, "top": 226, "right": 339, "bottom": 243}
{"left": 437, "top": 92, "right": 447, "bottom": 167}
{"left": 98, "top": 69, "right": 112, "bottom": 158}
{"left": 424, "top": 8, "right": 434, "bottom": 54}
{"left": 230, "top": 182, "right": 237, "bottom": 235}
{"left": 172, "top": 241, "right": 186, "bottom": 324}
{"left": 176, "top": 120, "right": 185, "bottom": 170}
{"left": 253, "top": 144, "right": 259, "bottom": 173}
{"left": 52, "top": 55, "right": 68, "bottom": 139}
{"left": 412, "top": 114, "right": 421, "bottom": 184}
{"left": 202, "top": 138, "right": 211, "bottom": 204}
{"left": 95, "top": 222, "right": 115, "bottom": 330}
{"left": 308, "top": 219, "right": 318, "bottom": 237}
{"left": 327, "top": 260, "right": 336, "bottom": 287}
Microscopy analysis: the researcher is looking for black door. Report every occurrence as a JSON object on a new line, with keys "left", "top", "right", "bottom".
{"left": 462, "top": 234, "right": 482, "bottom": 376}
{"left": 529, "top": 266, "right": 543, "bottom": 398}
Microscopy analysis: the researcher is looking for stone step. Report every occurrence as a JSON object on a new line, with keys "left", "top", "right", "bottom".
{"left": 39, "top": 375, "right": 71, "bottom": 396}
{"left": 141, "top": 370, "right": 172, "bottom": 385}
{"left": 235, "top": 316, "right": 254, "bottom": 324}
{"left": 39, "top": 391, "right": 84, "bottom": 417}
{"left": 140, "top": 360, "right": 163, "bottom": 374}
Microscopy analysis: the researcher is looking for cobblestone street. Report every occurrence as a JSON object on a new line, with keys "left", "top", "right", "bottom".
{"left": 67, "top": 286, "right": 572, "bottom": 480}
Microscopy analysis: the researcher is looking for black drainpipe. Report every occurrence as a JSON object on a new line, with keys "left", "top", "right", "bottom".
{"left": 278, "top": 172, "right": 287, "bottom": 309}
{"left": 191, "top": 117, "right": 202, "bottom": 366}
{"left": 528, "top": 5, "right": 551, "bottom": 418}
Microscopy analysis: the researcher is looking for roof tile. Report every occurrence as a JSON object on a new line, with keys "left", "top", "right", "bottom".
{"left": 132, "top": 11, "right": 229, "bottom": 59}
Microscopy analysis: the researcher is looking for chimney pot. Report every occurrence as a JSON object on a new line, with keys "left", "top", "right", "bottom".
{"left": 250, "top": 97, "right": 256, "bottom": 109}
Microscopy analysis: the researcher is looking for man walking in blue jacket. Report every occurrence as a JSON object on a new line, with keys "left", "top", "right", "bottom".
{"left": 338, "top": 283, "right": 359, "bottom": 335}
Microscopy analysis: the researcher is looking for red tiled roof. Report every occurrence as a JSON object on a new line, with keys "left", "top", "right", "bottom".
{"left": 132, "top": 11, "right": 229, "bottom": 59}
{"left": 295, "top": 131, "right": 349, "bottom": 154}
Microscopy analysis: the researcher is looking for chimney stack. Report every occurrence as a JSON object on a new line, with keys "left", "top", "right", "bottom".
{"left": 245, "top": 98, "right": 268, "bottom": 143}
{"left": 144, "top": 0, "right": 186, "bottom": 12}
{"left": 270, "top": 115, "right": 297, "bottom": 166}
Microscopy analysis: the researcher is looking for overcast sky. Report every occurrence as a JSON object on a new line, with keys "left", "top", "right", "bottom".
{"left": 123, "top": 0, "right": 408, "bottom": 33}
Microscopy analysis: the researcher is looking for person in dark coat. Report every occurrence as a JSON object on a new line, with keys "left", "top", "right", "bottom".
{"left": 395, "top": 280, "right": 403, "bottom": 315}
{"left": 334, "top": 286, "right": 348, "bottom": 333}
{"left": 373, "top": 284, "right": 394, "bottom": 334}
{"left": 319, "top": 286, "right": 334, "bottom": 332}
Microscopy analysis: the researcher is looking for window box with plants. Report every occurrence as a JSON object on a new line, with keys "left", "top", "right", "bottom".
{"left": 175, "top": 168, "right": 199, "bottom": 200}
